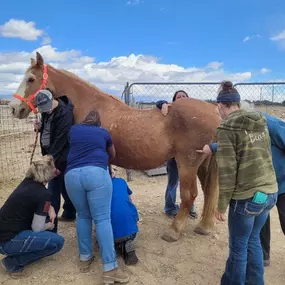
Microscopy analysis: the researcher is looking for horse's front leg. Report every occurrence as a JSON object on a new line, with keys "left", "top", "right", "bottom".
{"left": 161, "top": 166, "right": 198, "bottom": 242}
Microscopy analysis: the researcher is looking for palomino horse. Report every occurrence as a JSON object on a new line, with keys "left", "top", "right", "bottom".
{"left": 9, "top": 52, "right": 221, "bottom": 242}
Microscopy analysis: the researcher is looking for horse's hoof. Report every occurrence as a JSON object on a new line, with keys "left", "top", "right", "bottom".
{"left": 161, "top": 228, "right": 180, "bottom": 242}
{"left": 194, "top": 225, "right": 211, "bottom": 235}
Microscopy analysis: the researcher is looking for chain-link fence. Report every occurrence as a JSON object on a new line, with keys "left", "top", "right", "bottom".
{"left": 122, "top": 81, "right": 285, "bottom": 180}
{"left": 234, "top": 82, "right": 285, "bottom": 119}
{"left": 0, "top": 102, "right": 41, "bottom": 183}
{"left": 1, "top": 81, "right": 285, "bottom": 183}
{"left": 123, "top": 82, "right": 221, "bottom": 107}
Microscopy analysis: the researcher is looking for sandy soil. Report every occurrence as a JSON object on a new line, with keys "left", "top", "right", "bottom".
{"left": 0, "top": 170, "right": 284, "bottom": 285}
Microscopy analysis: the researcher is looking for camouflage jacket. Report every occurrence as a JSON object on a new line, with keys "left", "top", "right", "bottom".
{"left": 215, "top": 109, "right": 278, "bottom": 214}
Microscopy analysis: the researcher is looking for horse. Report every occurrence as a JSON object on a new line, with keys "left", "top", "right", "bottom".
{"left": 9, "top": 52, "right": 221, "bottom": 242}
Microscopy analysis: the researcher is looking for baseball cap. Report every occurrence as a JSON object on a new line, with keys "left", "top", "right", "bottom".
{"left": 36, "top": 89, "right": 53, "bottom": 113}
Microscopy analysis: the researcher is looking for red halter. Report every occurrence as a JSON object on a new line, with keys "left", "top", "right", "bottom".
{"left": 13, "top": 64, "right": 48, "bottom": 114}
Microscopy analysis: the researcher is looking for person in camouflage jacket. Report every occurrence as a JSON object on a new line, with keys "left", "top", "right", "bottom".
{"left": 197, "top": 81, "right": 278, "bottom": 285}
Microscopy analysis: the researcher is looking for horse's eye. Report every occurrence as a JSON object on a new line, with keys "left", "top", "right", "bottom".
{"left": 27, "top": 78, "right": 35, "bottom": 83}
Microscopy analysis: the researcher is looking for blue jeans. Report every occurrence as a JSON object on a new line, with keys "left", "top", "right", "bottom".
{"left": 0, "top": 230, "right": 64, "bottom": 272}
{"left": 64, "top": 166, "right": 117, "bottom": 272}
{"left": 221, "top": 192, "right": 278, "bottom": 285}
{"left": 48, "top": 171, "right": 76, "bottom": 232}
{"left": 165, "top": 158, "right": 196, "bottom": 215}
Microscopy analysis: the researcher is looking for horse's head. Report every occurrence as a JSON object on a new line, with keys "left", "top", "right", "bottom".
{"left": 9, "top": 52, "right": 54, "bottom": 119}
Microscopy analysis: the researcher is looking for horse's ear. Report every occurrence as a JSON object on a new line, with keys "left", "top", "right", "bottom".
{"left": 36, "top": 52, "right": 44, "bottom": 67}
{"left": 30, "top": 58, "right": 36, "bottom": 66}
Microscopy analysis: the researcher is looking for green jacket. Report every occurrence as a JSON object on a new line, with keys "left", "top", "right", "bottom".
{"left": 215, "top": 109, "right": 278, "bottom": 213}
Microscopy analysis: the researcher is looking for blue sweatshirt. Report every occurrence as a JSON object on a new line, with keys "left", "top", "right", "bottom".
{"left": 210, "top": 112, "right": 285, "bottom": 196}
{"left": 66, "top": 124, "right": 113, "bottom": 173}
{"left": 111, "top": 177, "right": 139, "bottom": 240}
{"left": 156, "top": 100, "right": 168, "bottom": 110}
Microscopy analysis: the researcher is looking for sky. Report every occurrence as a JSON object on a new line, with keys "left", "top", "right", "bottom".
{"left": 0, "top": 0, "right": 285, "bottom": 102}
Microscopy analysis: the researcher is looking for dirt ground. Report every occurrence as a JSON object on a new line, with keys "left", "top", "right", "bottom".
{"left": 0, "top": 170, "right": 284, "bottom": 285}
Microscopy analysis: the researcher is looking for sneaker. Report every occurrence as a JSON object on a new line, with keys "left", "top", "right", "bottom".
{"left": 79, "top": 256, "right": 94, "bottom": 273}
{"left": 1, "top": 260, "right": 32, "bottom": 279}
{"left": 102, "top": 268, "right": 130, "bottom": 284}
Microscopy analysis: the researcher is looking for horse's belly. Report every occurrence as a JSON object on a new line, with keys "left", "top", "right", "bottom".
{"left": 111, "top": 142, "right": 170, "bottom": 170}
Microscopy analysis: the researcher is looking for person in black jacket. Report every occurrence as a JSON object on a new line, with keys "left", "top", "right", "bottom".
{"left": 34, "top": 89, "right": 76, "bottom": 232}
{"left": 156, "top": 90, "right": 198, "bottom": 219}
{"left": 0, "top": 155, "right": 64, "bottom": 279}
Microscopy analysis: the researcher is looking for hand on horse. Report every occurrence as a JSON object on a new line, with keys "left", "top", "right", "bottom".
{"left": 161, "top": 103, "right": 170, "bottom": 116}
{"left": 215, "top": 210, "right": 226, "bottom": 222}
{"left": 196, "top": 144, "right": 212, "bottom": 155}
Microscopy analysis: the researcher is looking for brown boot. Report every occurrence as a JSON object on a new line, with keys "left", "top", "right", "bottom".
{"left": 79, "top": 256, "right": 94, "bottom": 273}
{"left": 9, "top": 268, "right": 32, "bottom": 279}
{"left": 102, "top": 268, "right": 130, "bottom": 284}
{"left": 1, "top": 260, "right": 32, "bottom": 279}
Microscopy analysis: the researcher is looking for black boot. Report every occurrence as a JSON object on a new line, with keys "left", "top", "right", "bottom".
{"left": 123, "top": 240, "right": 138, "bottom": 265}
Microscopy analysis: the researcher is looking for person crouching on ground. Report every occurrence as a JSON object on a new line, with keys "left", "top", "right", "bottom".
{"left": 109, "top": 165, "right": 139, "bottom": 265}
{"left": 0, "top": 156, "right": 64, "bottom": 279}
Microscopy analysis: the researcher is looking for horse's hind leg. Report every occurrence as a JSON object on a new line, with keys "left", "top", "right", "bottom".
{"left": 195, "top": 155, "right": 219, "bottom": 235}
{"left": 161, "top": 166, "right": 198, "bottom": 242}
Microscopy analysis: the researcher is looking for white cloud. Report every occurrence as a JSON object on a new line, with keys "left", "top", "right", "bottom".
{"left": 0, "top": 19, "right": 43, "bottom": 41}
{"left": 0, "top": 44, "right": 252, "bottom": 99}
{"left": 126, "top": 0, "right": 143, "bottom": 5}
{"left": 270, "top": 30, "right": 285, "bottom": 41}
{"left": 260, "top": 68, "right": 271, "bottom": 74}
{"left": 207, "top": 61, "right": 223, "bottom": 70}
{"left": 41, "top": 36, "right": 52, "bottom": 46}
{"left": 243, "top": 34, "right": 261, "bottom": 43}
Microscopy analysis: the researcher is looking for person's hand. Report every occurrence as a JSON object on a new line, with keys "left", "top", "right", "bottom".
{"left": 161, "top": 103, "right": 170, "bottom": 116}
{"left": 196, "top": 144, "right": 212, "bottom": 155}
{"left": 48, "top": 206, "right": 57, "bottom": 224}
{"left": 45, "top": 222, "right": 55, "bottom": 230}
{"left": 215, "top": 210, "right": 226, "bottom": 222}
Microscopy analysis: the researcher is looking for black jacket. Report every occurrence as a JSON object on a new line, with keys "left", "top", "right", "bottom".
{"left": 39, "top": 96, "right": 74, "bottom": 171}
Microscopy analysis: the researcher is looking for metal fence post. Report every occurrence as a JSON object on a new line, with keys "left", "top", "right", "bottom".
{"left": 122, "top": 82, "right": 133, "bottom": 182}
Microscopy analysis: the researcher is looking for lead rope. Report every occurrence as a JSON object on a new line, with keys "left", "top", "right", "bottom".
{"left": 30, "top": 115, "right": 39, "bottom": 165}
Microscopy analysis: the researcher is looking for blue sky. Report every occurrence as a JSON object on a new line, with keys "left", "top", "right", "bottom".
{"left": 0, "top": 0, "right": 285, "bottom": 101}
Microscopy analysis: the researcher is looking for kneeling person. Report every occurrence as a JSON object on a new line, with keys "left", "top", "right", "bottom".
{"left": 0, "top": 156, "right": 64, "bottom": 279}
{"left": 110, "top": 166, "right": 139, "bottom": 265}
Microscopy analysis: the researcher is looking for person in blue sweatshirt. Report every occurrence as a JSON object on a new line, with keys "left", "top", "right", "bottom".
{"left": 109, "top": 165, "right": 139, "bottom": 266}
{"left": 156, "top": 90, "right": 198, "bottom": 219}
{"left": 197, "top": 111, "right": 285, "bottom": 267}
